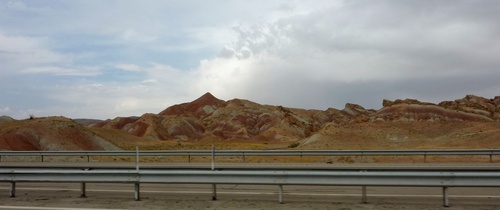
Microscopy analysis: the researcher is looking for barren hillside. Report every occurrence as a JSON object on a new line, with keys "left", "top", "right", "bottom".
{"left": 0, "top": 115, "right": 14, "bottom": 124}
{"left": 1, "top": 93, "right": 499, "bottom": 151}
{"left": 0, "top": 117, "right": 120, "bottom": 150}
{"left": 300, "top": 121, "right": 500, "bottom": 150}
{"left": 90, "top": 93, "right": 500, "bottom": 148}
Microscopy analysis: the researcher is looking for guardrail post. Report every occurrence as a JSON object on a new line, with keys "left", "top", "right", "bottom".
{"left": 424, "top": 153, "right": 427, "bottom": 163}
{"left": 188, "top": 155, "right": 191, "bottom": 163}
{"left": 490, "top": 154, "right": 493, "bottom": 163}
{"left": 136, "top": 146, "right": 140, "bottom": 171}
{"left": 9, "top": 182, "right": 16, "bottom": 197}
{"left": 87, "top": 155, "right": 90, "bottom": 163}
{"left": 81, "top": 183, "right": 87, "bottom": 198}
{"left": 211, "top": 145, "right": 215, "bottom": 171}
{"left": 278, "top": 185, "right": 284, "bottom": 204}
{"left": 361, "top": 186, "right": 367, "bottom": 204}
{"left": 134, "top": 146, "right": 141, "bottom": 201}
{"left": 211, "top": 145, "right": 217, "bottom": 200}
{"left": 134, "top": 183, "right": 140, "bottom": 201}
{"left": 443, "top": 187, "right": 449, "bottom": 207}
{"left": 212, "top": 184, "right": 217, "bottom": 200}
{"left": 41, "top": 155, "right": 44, "bottom": 162}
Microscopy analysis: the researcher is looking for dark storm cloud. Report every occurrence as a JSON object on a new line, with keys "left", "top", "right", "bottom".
{"left": 198, "top": 0, "right": 500, "bottom": 110}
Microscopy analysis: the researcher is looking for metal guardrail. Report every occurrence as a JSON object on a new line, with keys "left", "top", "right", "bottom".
{"left": 0, "top": 149, "right": 499, "bottom": 163}
{"left": 1, "top": 168, "right": 499, "bottom": 207}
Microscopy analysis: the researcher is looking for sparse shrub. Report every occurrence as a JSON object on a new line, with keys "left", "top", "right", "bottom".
{"left": 337, "top": 156, "right": 355, "bottom": 164}
{"left": 288, "top": 142, "right": 300, "bottom": 148}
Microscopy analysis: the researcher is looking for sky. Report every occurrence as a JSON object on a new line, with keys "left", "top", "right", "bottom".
{"left": 1, "top": 0, "right": 499, "bottom": 120}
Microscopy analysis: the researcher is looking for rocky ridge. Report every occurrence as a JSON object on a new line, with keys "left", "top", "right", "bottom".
{"left": 2, "top": 93, "right": 498, "bottom": 151}
{"left": 90, "top": 93, "right": 500, "bottom": 142}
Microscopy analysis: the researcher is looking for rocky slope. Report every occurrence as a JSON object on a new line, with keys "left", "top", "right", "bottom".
{"left": 90, "top": 93, "right": 500, "bottom": 144}
{"left": 90, "top": 93, "right": 359, "bottom": 142}
{"left": 2, "top": 93, "right": 499, "bottom": 151}
{"left": 0, "top": 116, "right": 120, "bottom": 150}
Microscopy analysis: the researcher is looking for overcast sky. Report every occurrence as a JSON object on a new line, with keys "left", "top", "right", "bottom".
{"left": 1, "top": 0, "right": 499, "bottom": 120}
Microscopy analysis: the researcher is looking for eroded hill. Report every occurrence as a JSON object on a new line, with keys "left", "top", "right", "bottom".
{"left": 88, "top": 93, "right": 499, "bottom": 150}
{"left": 1, "top": 93, "right": 499, "bottom": 151}
{"left": 0, "top": 117, "right": 120, "bottom": 150}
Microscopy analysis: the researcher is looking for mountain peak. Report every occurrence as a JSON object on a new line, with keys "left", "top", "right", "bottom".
{"left": 194, "top": 92, "right": 218, "bottom": 102}
{"left": 158, "top": 92, "right": 225, "bottom": 116}
{"left": 187, "top": 92, "right": 224, "bottom": 111}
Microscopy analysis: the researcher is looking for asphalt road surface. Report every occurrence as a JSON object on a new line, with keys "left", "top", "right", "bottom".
{"left": 0, "top": 182, "right": 499, "bottom": 210}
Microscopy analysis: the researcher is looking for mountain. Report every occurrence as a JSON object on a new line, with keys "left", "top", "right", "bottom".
{"left": 91, "top": 92, "right": 338, "bottom": 142}
{"left": 90, "top": 93, "right": 500, "bottom": 145}
{"left": 73, "top": 118, "right": 104, "bottom": 126}
{"left": 1, "top": 93, "right": 499, "bottom": 151}
{"left": 0, "top": 116, "right": 120, "bottom": 150}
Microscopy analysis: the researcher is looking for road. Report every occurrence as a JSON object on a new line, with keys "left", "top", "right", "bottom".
{"left": 1, "top": 182, "right": 499, "bottom": 210}
{"left": 1, "top": 162, "right": 499, "bottom": 209}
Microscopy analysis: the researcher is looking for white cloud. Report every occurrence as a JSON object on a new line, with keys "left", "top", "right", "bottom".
{"left": 0, "top": 1, "right": 26, "bottom": 10}
{"left": 2, "top": 1, "right": 500, "bottom": 119}
{"left": 35, "top": 62, "right": 200, "bottom": 119}
{"left": 193, "top": 1, "right": 500, "bottom": 109}
{"left": 0, "top": 1, "right": 48, "bottom": 12}
{"left": 114, "top": 97, "right": 140, "bottom": 112}
{"left": 22, "top": 66, "right": 101, "bottom": 76}
{"left": 0, "top": 32, "right": 65, "bottom": 74}
{"left": 113, "top": 63, "right": 142, "bottom": 72}
{"left": 119, "top": 29, "right": 157, "bottom": 43}
{"left": 141, "top": 79, "right": 157, "bottom": 84}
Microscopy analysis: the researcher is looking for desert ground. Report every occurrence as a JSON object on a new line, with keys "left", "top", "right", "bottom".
{"left": 1, "top": 182, "right": 499, "bottom": 210}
